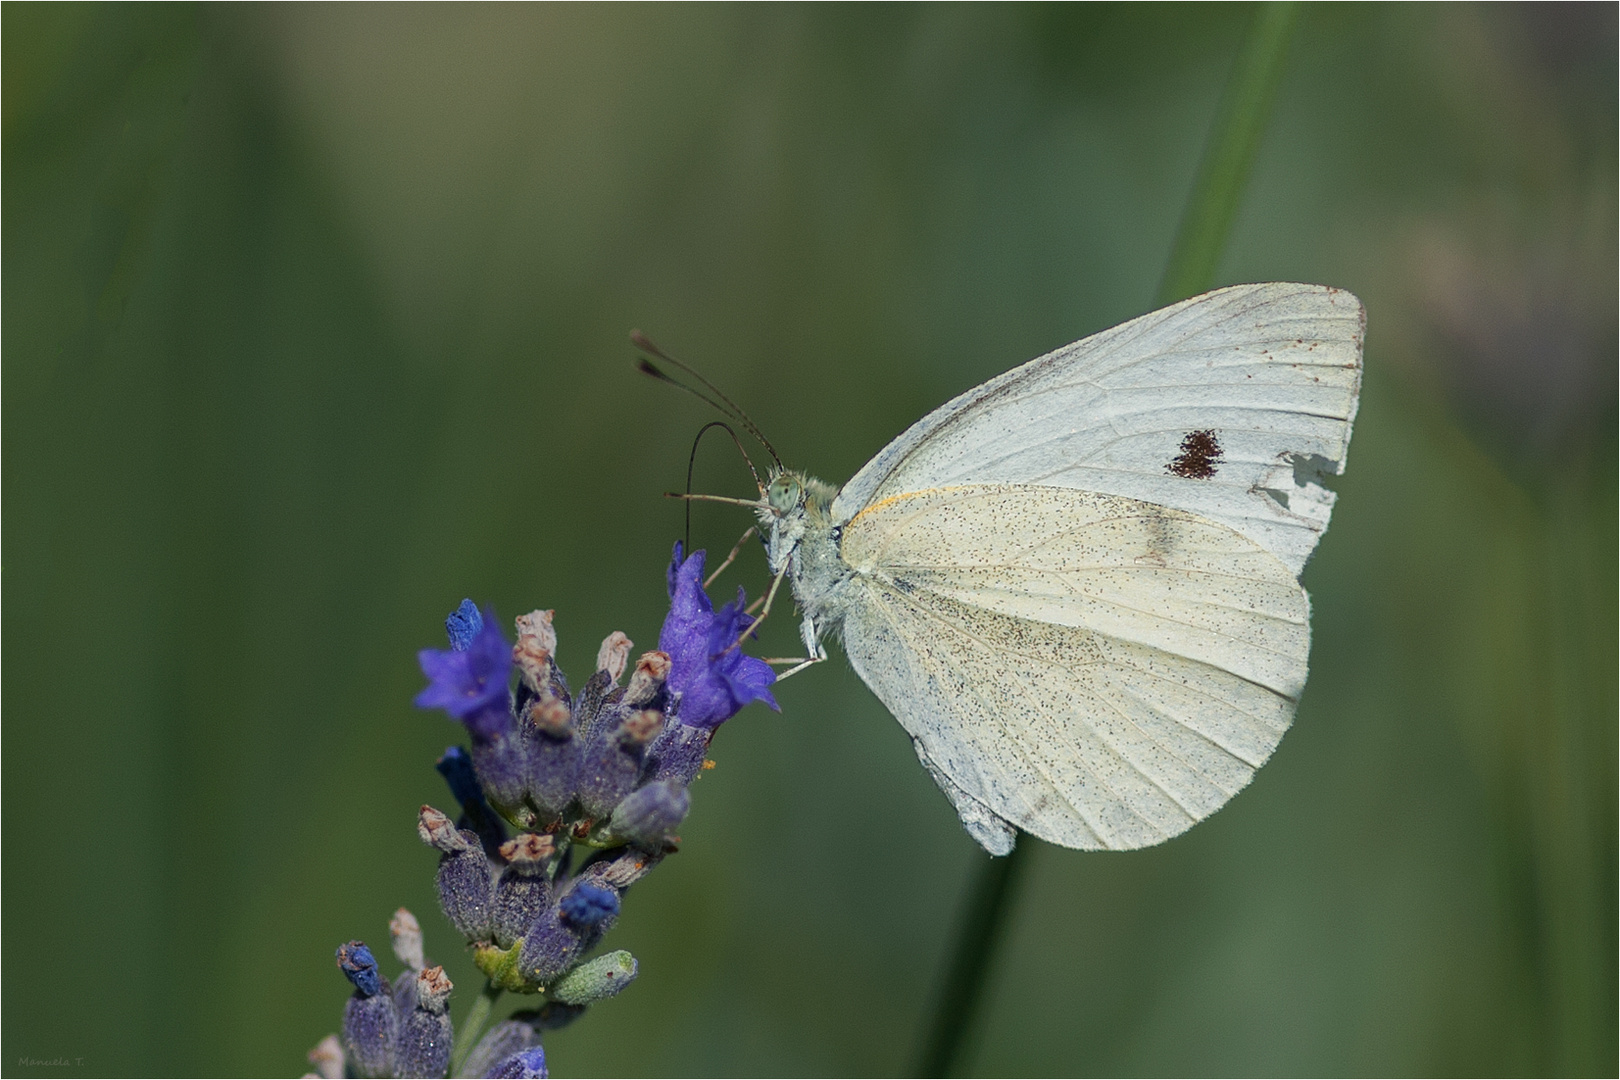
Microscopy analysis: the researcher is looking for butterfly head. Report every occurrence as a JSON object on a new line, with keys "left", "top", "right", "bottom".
{"left": 758, "top": 468, "right": 838, "bottom": 577}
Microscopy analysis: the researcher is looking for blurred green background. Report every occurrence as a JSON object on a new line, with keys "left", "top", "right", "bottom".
{"left": 5, "top": 4, "right": 1615, "bottom": 1076}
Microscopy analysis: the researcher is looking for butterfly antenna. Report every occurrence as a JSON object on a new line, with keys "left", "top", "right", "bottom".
{"left": 631, "top": 331, "right": 783, "bottom": 470}
{"left": 684, "top": 420, "right": 764, "bottom": 552}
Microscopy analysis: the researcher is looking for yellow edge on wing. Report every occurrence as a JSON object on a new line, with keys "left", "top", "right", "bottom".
{"left": 845, "top": 485, "right": 981, "bottom": 531}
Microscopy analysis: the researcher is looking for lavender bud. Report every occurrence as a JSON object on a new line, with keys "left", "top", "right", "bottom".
{"left": 522, "top": 700, "right": 579, "bottom": 823}
{"left": 492, "top": 833, "right": 557, "bottom": 949}
{"left": 391, "top": 968, "right": 418, "bottom": 1022}
{"left": 419, "top": 806, "right": 494, "bottom": 941}
{"left": 394, "top": 965, "right": 453, "bottom": 1080}
{"left": 487, "top": 1047, "right": 549, "bottom": 1079}
{"left": 305, "top": 1034, "right": 343, "bottom": 1080}
{"left": 515, "top": 609, "right": 557, "bottom": 653}
{"left": 390, "top": 907, "right": 425, "bottom": 972}
{"left": 435, "top": 745, "right": 484, "bottom": 810}
{"left": 644, "top": 720, "right": 713, "bottom": 787}
{"left": 607, "top": 780, "right": 689, "bottom": 848}
{"left": 336, "top": 941, "right": 385, "bottom": 997}
{"left": 623, "top": 651, "right": 670, "bottom": 708}
{"left": 571, "top": 669, "right": 618, "bottom": 740}
{"left": 337, "top": 942, "right": 395, "bottom": 1078}
{"left": 458, "top": 1017, "right": 541, "bottom": 1080}
{"left": 575, "top": 710, "right": 664, "bottom": 820}
{"left": 595, "top": 631, "right": 633, "bottom": 683}
{"left": 513, "top": 610, "right": 557, "bottom": 695}
{"left": 559, "top": 881, "right": 620, "bottom": 929}
{"left": 342, "top": 1000, "right": 396, "bottom": 1079}
{"left": 515, "top": 879, "right": 619, "bottom": 986}
{"left": 547, "top": 949, "right": 638, "bottom": 1005}
{"left": 514, "top": 904, "right": 584, "bottom": 987}
{"left": 446, "top": 599, "right": 483, "bottom": 651}
{"left": 470, "top": 731, "right": 533, "bottom": 827}
{"left": 586, "top": 845, "right": 659, "bottom": 890}
{"left": 436, "top": 746, "right": 508, "bottom": 853}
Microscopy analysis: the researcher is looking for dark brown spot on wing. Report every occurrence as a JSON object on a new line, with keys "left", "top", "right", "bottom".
{"left": 1167, "top": 429, "right": 1223, "bottom": 479}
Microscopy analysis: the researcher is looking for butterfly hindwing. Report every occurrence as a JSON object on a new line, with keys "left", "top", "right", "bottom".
{"left": 836, "top": 483, "right": 1307, "bottom": 850}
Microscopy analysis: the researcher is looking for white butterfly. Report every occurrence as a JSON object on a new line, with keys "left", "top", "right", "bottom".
{"left": 734, "top": 283, "right": 1363, "bottom": 854}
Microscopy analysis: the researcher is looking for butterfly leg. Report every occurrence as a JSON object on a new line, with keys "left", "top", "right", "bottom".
{"left": 764, "top": 655, "right": 825, "bottom": 681}
{"left": 799, "top": 612, "right": 826, "bottom": 661}
{"left": 725, "top": 563, "right": 790, "bottom": 654}
{"left": 752, "top": 606, "right": 828, "bottom": 680}
{"left": 703, "top": 524, "right": 758, "bottom": 589}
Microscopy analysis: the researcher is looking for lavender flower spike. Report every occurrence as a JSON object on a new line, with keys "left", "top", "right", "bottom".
{"left": 415, "top": 605, "right": 512, "bottom": 739}
{"left": 659, "top": 543, "right": 777, "bottom": 728}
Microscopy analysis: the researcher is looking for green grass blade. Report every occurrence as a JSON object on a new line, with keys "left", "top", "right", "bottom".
{"left": 1156, "top": 2, "right": 1299, "bottom": 307}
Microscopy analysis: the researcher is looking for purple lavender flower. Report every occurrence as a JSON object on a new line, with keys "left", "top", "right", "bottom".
{"left": 659, "top": 543, "right": 777, "bottom": 729}
{"left": 416, "top": 604, "right": 512, "bottom": 739}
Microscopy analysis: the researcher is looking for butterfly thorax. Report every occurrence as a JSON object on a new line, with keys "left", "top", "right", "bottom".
{"left": 758, "top": 469, "right": 853, "bottom": 654}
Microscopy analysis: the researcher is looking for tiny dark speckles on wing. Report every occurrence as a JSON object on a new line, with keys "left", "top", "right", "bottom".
{"left": 1167, "top": 429, "right": 1223, "bottom": 480}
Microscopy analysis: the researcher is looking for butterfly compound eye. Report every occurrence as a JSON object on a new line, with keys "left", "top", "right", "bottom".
{"left": 766, "top": 475, "right": 801, "bottom": 513}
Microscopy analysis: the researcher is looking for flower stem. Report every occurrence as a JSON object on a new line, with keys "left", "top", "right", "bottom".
{"left": 913, "top": 840, "right": 1034, "bottom": 1078}
{"left": 450, "top": 980, "right": 502, "bottom": 1078}
{"left": 911, "top": 8, "right": 1300, "bottom": 1076}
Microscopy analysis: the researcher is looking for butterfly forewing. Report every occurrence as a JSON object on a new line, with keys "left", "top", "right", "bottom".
{"left": 832, "top": 283, "right": 1364, "bottom": 576}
